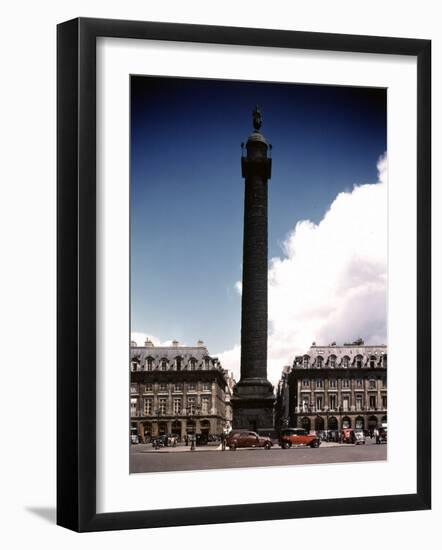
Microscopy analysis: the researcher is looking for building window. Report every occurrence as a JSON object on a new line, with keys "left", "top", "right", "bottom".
{"left": 144, "top": 398, "right": 153, "bottom": 416}
{"left": 302, "top": 397, "right": 309, "bottom": 412}
{"left": 369, "top": 395, "right": 377, "bottom": 409}
{"left": 131, "top": 361, "right": 138, "bottom": 372}
{"left": 370, "top": 356, "right": 376, "bottom": 368}
{"left": 176, "top": 357, "right": 182, "bottom": 370}
{"left": 202, "top": 382, "right": 211, "bottom": 391}
{"left": 356, "top": 395, "right": 363, "bottom": 410}
{"left": 204, "top": 358, "right": 210, "bottom": 369}
{"left": 302, "top": 378, "right": 310, "bottom": 388}
{"left": 316, "top": 356, "right": 323, "bottom": 368}
{"left": 189, "top": 359, "right": 196, "bottom": 370}
{"left": 369, "top": 378, "right": 376, "bottom": 389}
{"left": 382, "top": 395, "right": 387, "bottom": 409}
{"left": 130, "top": 398, "right": 137, "bottom": 416}
{"left": 146, "top": 357, "right": 153, "bottom": 371}
{"left": 161, "top": 359, "right": 167, "bottom": 371}
{"left": 159, "top": 383, "right": 168, "bottom": 392}
{"left": 342, "top": 396, "right": 350, "bottom": 411}
{"left": 201, "top": 396, "right": 210, "bottom": 414}
{"left": 329, "top": 355, "right": 336, "bottom": 368}
{"left": 342, "top": 379, "right": 350, "bottom": 389}
{"left": 342, "top": 356, "right": 349, "bottom": 368}
{"left": 329, "top": 395, "right": 336, "bottom": 410}
{"left": 173, "top": 398, "right": 182, "bottom": 414}
{"left": 356, "top": 355, "right": 362, "bottom": 368}
{"left": 329, "top": 378, "right": 337, "bottom": 388}
{"left": 316, "top": 396, "right": 323, "bottom": 411}
{"left": 383, "top": 354, "right": 387, "bottom": 368}
{"left": 145, "top": 383, "right": 153, "bottom": 393}
{"left": 187, "top": 383, "right": 196, "bottom": 392}
{"left": 382, "top": 377, "right": 387, "bottom": 388}
{"left": 174, "top": 383, "right": 182, "bottom": 392}
{"left": 158, "top": 398, "right": 167, "bottom": 415}
{"left": 130, "top": 384, "right": 138, "bottom": 394}
{"left": 303, "top": 356, "right": 310, "bottom": 368}
{"left": 356, "top": 378, "right": 363, "bottom": 388}
{"left": 187, "top": 396, "right": 196, "bottom": 415}
{"left": 316, "top": 378, "right": 323, "bottom": 389}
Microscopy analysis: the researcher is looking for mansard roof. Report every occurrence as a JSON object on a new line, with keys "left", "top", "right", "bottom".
{"left": 130, "top": 344, "right": 224, "bottom": 372}
{"left": 294, "top": 342, "right": 387, "bottom": 369}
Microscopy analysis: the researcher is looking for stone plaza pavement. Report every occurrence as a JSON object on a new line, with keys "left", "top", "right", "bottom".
{"left": 134, "top": 440, "right": 360, "bottom": 453}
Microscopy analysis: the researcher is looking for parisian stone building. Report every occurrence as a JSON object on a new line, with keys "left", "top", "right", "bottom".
{"left": 275, "top": 340, "right": 387, "bottom": 433}
{"left": 130, "top": 339, "right": 234, "bottom": 442}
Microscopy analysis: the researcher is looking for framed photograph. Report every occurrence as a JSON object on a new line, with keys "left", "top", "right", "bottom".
{"left": 57, "top": 17, "right": 431, "bottom": 532}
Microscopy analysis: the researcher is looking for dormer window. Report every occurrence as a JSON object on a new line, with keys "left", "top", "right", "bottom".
{"left": 342, "top": 356, "right": 349, "bottom": 368}
{"left": 316, "top": 356, "right": 323, "bottom": 368}
{"left": 303, "top": 356, "right": 310, "bottom": 368}
{"left": 356, "top": 355, "right": 363, "bottom": 368}
{"left": 329, "top": 355, "right": 336, "bottom": 368}
{"left": 161, "top": 359, "right": 167, "bottom": 371}
{"left": 369, "top": 356, "right": 376, "bottom": 368}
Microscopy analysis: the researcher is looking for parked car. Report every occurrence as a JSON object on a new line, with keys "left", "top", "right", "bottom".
{"left": 340, "top": 428, "right": 357, "bottom": 444}
{"left": 376, "top": 427, "right": 387, "bottom": 444}
{"left": 354, "top": 430, "right": 366, "bottom": 445}
{"left": 226, "top": 431, "right": 273, "bottom": 450}
{"left": 279, "top": 428, "right": 321, "bottom": 448}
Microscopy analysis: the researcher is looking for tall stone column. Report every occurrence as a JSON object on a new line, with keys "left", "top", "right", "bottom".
{"left": 231, "top": 106, "right": 275, "bottom": 433}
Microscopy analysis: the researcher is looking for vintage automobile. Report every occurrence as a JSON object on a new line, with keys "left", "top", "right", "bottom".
{"left": 376, "top": 427, "right": 388, "bottom": 444}
{"left": 354, "top": 430, "right": 366, "bottom": 445}
{"left": 226, "top": 431, "right": 273, "bottom": 451}
{"left": 341, "top": 428, "right": 357, "bottom": 444}
{"left": 279, "top": 428, "right": 321, "bottom": 448}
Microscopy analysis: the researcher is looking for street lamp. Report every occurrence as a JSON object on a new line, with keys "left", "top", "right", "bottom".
{"left": 188, "top": 404, "right": 201, "bottom": 451}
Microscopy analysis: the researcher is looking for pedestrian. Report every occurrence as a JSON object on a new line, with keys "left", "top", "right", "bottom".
{"left": 221, "top": 431, "right": 226, "bottom": 451}
{"left": 374, "top": 427, "right": 379, "bottom": 444}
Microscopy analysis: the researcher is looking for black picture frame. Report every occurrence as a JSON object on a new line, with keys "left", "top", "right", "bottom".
{"left": 57, "top": 17, "right": 431, "bottom": 532}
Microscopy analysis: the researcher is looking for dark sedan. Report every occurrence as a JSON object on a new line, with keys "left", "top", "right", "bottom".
{"left": 226, "top": 431, "right": 273, "bottom": 450}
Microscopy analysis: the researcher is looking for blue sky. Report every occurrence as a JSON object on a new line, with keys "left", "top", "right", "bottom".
{"left": 131, "top": 76, "right": 386, "bottom": 355}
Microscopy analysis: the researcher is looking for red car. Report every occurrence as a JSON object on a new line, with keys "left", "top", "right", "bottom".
{"left": 279, "top": 428, "right": 321, "bottom": 448}
{"left": 226, "top": 431, "right": 273, "bottom": 450}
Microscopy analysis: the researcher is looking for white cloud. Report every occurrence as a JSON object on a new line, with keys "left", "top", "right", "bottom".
{"left": 234, "top": 281, "right": 242, "bottom": 295}
{"left": 218, "top": 153, "right": 388, "bottom": 385}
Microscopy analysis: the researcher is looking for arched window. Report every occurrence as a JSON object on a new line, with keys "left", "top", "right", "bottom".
{"left": 316, "top": 356, "right": 323, "bottom": 368}
{"left": 146, "top": 357, "right": 153, "bottom": 371}
{"left": 161, "top": 359, "right": 167, "bottom": 371}
{"left": 176, "top": 356, "right": 182, "bottom": 371}
{"left": 342, "top": 356, "right": 350, "bottom": 368}
{"left": 303, "top": 355, "right": 310, "bottom": 368}
{"left": 329, "top": 355, "right": 336, "bottom": 368}
{"left": 369, "top": 355, "right": 376, "bottom": 368}
{"left": 356, "top": 355, "right": 363, "bottom": 368}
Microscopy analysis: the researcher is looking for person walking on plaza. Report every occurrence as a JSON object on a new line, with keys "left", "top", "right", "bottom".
{"left": 374, "top": 427, "right": 380, "bottom": 444}
{"left": 221, "top": 430, "right": 226, "bottom": 451}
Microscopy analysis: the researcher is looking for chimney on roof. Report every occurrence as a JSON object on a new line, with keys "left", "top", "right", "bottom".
{"left": 130, "top": 340, "right": 137, "bottom": 347}
{"left": 144, "top": 337, "right": 154, "bottom": 348}
{"left": 172, "top": 340, "right": 179, "bottom": 347}
{"left": 197, "top": 340, "right": 205, "bottom": 347}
